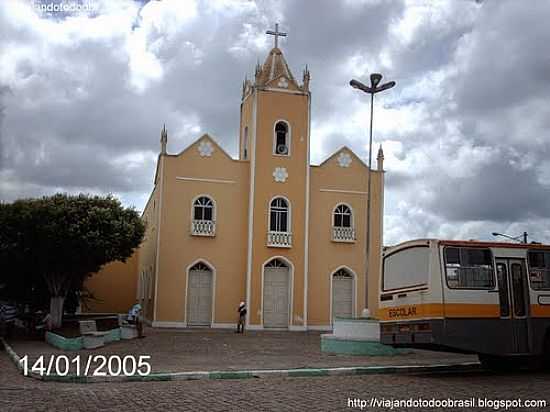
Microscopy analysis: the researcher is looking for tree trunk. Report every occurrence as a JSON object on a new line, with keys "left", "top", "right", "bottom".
{"left": 50, "top": 296, "right": 65, "bottom": 330}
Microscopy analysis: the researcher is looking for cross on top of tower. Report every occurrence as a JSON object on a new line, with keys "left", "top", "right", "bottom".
{"left": 266, "top": 23, "right": 287, "bottom": 49}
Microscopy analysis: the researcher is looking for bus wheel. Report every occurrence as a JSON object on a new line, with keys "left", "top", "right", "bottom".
{"left": 478, "top": 354, "right": 513, "bottom": 371}
{"left": 477, "top": 353, "right": 506, "bottom": 370}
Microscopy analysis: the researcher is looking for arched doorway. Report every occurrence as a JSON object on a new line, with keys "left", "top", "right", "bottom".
{"left": 187, "top": 262, "right": 213, "bottom": 326}
{"left": 263, "top": 258, "right": 290, "bottom": 328}
{"left": 332, "top": 268, "right": 354, "bottom": 322}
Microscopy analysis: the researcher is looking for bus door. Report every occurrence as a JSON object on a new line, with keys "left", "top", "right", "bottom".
{"left": 495, "top": 258, "right": 531, "bottom": 353}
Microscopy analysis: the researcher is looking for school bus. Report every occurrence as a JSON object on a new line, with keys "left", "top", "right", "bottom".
{"left": 378, "top": 239, "right": 550, "bottom": 368}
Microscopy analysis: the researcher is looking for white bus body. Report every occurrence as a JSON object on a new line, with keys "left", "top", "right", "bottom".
{"left": 379, "top": 239, "right": 550, "bottom": 362}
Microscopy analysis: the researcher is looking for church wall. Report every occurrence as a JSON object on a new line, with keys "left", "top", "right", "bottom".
{"left": 137, "top": 185, "right": 160, "bottom": 322}
{"left": 367, "top": 171, "right": 384, "bottom": 316}
{"left": 239, "top": 92, "right": 254, "bottom": 160}
{"left": 307, "top": 154, "right": 384, "bottom": 326}
{"left": 83, "top": 253, "right": 138, "bottom": 314}
{"left": 155, "top": 140, "right": 249, "bottom": 325}
{"left": 248, "top": 89, "right": 309, "bottom": 328}
{"left": 84, "top": 186, "right": 158, "bottom": 316}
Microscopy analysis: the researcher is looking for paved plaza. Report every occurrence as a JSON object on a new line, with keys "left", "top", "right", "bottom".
{"left": 7, "top": 328, "right": 477, "bottom": 373}
{"left": 2, "top": 349, "right": 550, "bottom": 411}
{"left": 3, "top": 329, "right": 550, "bottom": 411}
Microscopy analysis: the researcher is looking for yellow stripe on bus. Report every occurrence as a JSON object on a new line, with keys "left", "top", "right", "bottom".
{"left": 531, "top": 305, "right": 550, "bottom": 317}
{"left": 378, "top": 303, "right": 501, "bottom": 321}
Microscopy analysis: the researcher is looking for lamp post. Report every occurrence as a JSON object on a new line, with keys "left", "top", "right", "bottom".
{"left": 492, "top": 231, "right": 528, "bottom": 244}
{"left": 350, "top": 74, "right": 396, "bottom": 315}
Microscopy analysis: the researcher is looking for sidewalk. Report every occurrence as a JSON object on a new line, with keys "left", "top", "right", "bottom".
{"left": 6, "top": 328, "right": 477, "bottom": 375}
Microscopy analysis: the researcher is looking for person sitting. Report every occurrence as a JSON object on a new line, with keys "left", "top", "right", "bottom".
{"left": 127, "top": 303, "right": 144, "bottom": 338}
{"left": 35, "top": 312, "right": 52, "bottom": 337}
{"left": 0, "top": 301, "right": 18, "bottom": 339}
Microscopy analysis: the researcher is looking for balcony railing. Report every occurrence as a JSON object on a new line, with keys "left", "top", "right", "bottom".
{"left": 267, "top": 231, "right": 292, "bottom": 248}
{"left": 332, "top": 226, "right": 356, "bottom": 242}
{"left": 191, "top": 220, "right": 216, "bottom": 237}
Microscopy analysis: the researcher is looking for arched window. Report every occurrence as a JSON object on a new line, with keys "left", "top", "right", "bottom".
{"left": 138, "top": 271, "right": 146, "bottom": 300}
{"left": 333, "top": 204, "right": 352, "bottom": 228}
{"left": 193, "top": 196, "right": 214, "bottom": 221}
{"left": 189, "top": 262, "right": 211, "bottom": 271}
{"left": 192, "top": 196, "right": 216, "bottom": 236}
{"left": 148, "top": 267, "right": 154, "bottom": 299}
{"left": 273, "top": 121, "right": 290, "bottom": 155}
{"left": 243, "top": 126, "right": 249, "bottom": 160}
{"left": 269, "top": 197, "right": 289, "bottom": 232}
{"left": 333, "top": 268, "right": 353, "bottom": 279}
{"left": 265, "top": 258, "right": 288, "bottom": 268}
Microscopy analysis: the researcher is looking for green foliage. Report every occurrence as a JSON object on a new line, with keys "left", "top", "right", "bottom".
{"left": 0, "top": 193, "right": 145, "bottom": 301}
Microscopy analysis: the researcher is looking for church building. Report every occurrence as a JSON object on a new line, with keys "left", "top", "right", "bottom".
{"left": 87, "top": 27, "right": 385, "bottom": 330}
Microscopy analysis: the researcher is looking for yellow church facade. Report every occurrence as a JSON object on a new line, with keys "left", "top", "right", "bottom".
{"left": 88, "top": 41, "right": 385, "bottom": 331}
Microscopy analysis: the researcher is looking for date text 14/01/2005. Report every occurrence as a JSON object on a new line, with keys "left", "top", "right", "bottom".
{"left": 19, "top": 355, "right": 152, "bottom": 377}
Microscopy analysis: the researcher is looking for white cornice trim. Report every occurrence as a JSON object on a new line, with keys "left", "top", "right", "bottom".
{"left": 153, "top": 158, "right": 164, "bottom": 323}
{"left": 262, "top": 87, "right": 307, "bottom": 95}
{"left": 303, "top": 93, "right": 311, "bottom": 328}
{"left": 211, "top": 323, "right": 236, "bottom": 329}
{"left": 288, "top": 325, "right": 307, "bottom": 332}
{"left": 319, "top": 189, "right": 368, "bottom": 195}
{"left": 245, "top": 92, "right": 258, "bottom": 327}
{"left": 151, "top": 321, "right": 187, "bottom": 328}
{"left": 176, "top": 177, "right": 236, "bottom": 184}
{"left": 307, "top": 325, "right": 333, "bottom": 331}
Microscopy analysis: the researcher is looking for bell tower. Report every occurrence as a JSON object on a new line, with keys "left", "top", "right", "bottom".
{"left": 240, "top": 24, "right": 312, "bottom": 329}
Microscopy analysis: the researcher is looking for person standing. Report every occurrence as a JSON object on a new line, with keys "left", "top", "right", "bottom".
{"left": 236, "top": 301, "right": 246, "bottom": 333}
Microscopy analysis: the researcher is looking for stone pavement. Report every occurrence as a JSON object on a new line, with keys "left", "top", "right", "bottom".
{"left": 6, "top": 328, "right": 477, "bottom": 374}
{"left": 2, "top": 350, "right": 550, "bottom": 412}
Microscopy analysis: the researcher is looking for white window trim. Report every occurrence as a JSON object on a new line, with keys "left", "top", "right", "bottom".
{"left": 137, "top": 271, "right": 143, "bottom": 300}
{"left": 260, "top": 256, "right": 295, "bottom": 328}
{"left": 329, "top": 265, "right": 357, "bottom": 325}
{"left": 272, "top": 119, "right": 291, "bottom": 157}
{"left": 331, "top": 202, "right": 356, "bottom": 243}
{"left": 184, "top": 258, "right": 217, "bottom": 327}
{"left": 243, "top": 126, "right": 249, "bottom": 160}
{"left": 332, "top": 202, "right": 354, "bottom": 229}
{"left": 268, "top": 195, "right": 292, "bottom": 234}
{"left": 148, "top": 266, "right": 153, "bottom": 300}
{"left": 190, "top": 194, "right": 217, "bottom": 222}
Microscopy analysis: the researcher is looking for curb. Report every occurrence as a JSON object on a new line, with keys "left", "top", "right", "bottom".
{"left": 1, "top": 338, "right": 481, "bottom": 384}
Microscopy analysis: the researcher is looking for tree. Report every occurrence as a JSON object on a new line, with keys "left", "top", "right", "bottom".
{"left": 0, "top": 194, "right": 145, "bottom": 328}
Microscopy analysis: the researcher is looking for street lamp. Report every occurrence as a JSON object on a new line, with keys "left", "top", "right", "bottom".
{"left": 492, "top": 232, "right": 528, "bottom": 244}
{"left": 350, "top": 73, "right": 396, "bottom": 316}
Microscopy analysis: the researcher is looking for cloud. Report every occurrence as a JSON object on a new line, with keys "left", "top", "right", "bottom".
{"left": 0, "top": 0, "right": 548, "bottom": 244}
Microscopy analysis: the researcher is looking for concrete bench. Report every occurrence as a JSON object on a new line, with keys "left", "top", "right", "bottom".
{"left": 79, "top": 320, "right": 108, "bottom": 349}
{"left": 118, "top": 314, "right": 139, "bottom": 339}
{"left": 118, "top": 314, "right": 129, "bottom": 326}
{"left": 120, "top": 324, "right": 138, "bottom": 339}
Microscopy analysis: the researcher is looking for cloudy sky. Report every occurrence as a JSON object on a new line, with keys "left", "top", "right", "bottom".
{"left": 1, "top": 0, "right": 549, "bottom": 245}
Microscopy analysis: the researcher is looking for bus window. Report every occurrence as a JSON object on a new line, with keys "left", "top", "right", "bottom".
{"left": 527, "top": 251, "right": 550, "bottom": 290}
{"left": 511, "top": 263, "right": 527, "bottom": 317}
{"left": 383, "top": 246, "right": 429, "bottom": 291}
{"left": 444, "top": 247, "right": 495, "bottom": 289}
{"left": 496, "top": 263, "right": 510, "bottom": 317}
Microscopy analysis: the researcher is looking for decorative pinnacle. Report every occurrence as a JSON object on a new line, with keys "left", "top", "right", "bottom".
{"left": 377, "top": 144, "right": 384, "bottom": 159}
{"left": 160, "top": 124, "right": 168, "bottom": 155}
